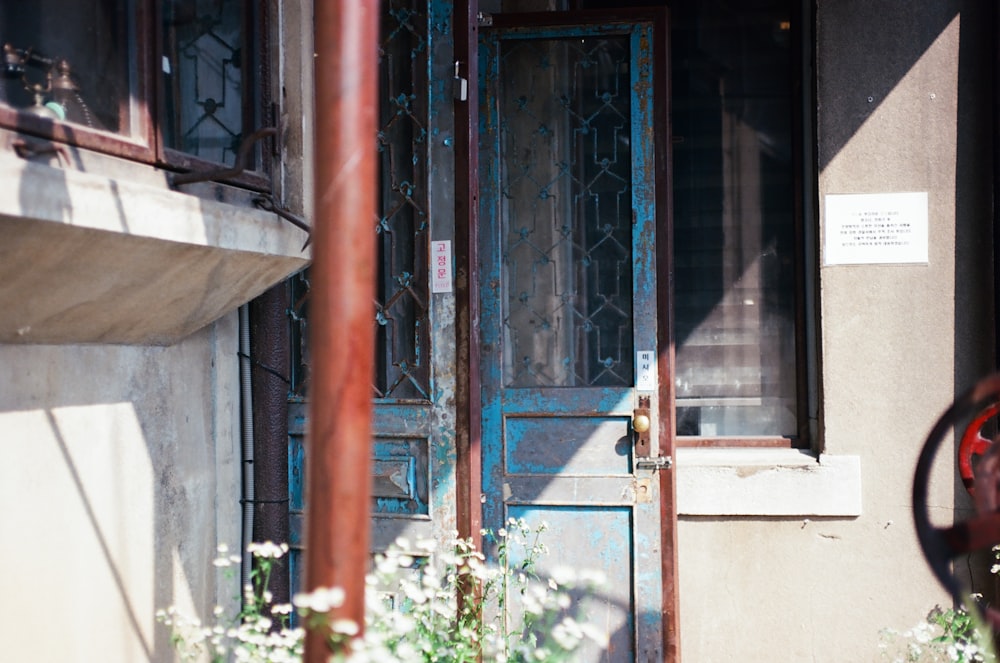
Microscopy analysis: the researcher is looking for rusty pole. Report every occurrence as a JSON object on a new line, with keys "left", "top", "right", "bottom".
{"left": 305, "top": 0, "right": 379, "bottom": 660}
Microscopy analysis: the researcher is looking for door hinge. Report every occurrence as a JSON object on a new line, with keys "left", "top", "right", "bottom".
{"left": 477, "top": 12, "right": 493, "bottom": 27}
{"left": 636, "top": 456, "right": 672, "bottom": 471}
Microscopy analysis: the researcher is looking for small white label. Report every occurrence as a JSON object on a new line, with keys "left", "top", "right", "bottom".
{"left": 162, "top": 55, "right": 172, "bottom": 75}
{"left": 636, "top": 351, "right": 656, "bottom": 391}
{"left": 431, "top": 240, "right": 453, "bottom": 293}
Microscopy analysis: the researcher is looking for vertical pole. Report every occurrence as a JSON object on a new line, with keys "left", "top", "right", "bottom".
{"left": 306, "top": 0, "right": 379, "bottom": 660}
{"left": 454, "top": 0, "right": 482, "bottom": 552}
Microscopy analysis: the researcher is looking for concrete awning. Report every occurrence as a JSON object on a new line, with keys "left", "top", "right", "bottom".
{"left": 0, "top": 152, "right": 310, "bottom": 345}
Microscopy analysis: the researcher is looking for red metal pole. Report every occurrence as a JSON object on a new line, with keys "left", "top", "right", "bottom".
{"left": 305, "top": 0, "right": 379, "bottom": 660}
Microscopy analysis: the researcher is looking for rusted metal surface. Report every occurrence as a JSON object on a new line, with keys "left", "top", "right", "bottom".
{"left": 305, "top": 0, "right": 379, "bottom": 660}
{"left": 171, "top": 126, "right": 277, "bottom": 185}
{"left": 454, "top": 0, "right": 483, "bottom": 550}
{"left": 248, "top": 282, "right": 292, "bottom": 607}
{"left": 651, "top": 7, "right": 680, "bottom": 659}
{"left": 913, "top": 374, "right": 1000, "bottom": 631}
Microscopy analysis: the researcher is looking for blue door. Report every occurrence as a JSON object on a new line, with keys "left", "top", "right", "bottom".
{"left": 480, "top": 14, "right": 668, "bottom": 662}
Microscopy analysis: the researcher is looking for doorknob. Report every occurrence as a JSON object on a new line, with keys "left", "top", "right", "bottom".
{"left": 633, "top": 413, "right": 651, "bottom": 433}
{"left": 633, "top": 395, "right": 652, "bottom": 456}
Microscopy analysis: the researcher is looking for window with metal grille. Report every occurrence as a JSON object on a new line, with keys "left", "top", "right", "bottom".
{"left": 289, "top": 0, "right": 431, "bottom": 402}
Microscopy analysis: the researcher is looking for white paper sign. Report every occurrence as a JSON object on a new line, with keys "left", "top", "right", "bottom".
{"left": 636, "top": 351, "right": 656, "bottom": 391}
{"left": 824, "top": 192, "right": 928, "bottom": 265}
{"left": 431, "top": 240, "right": 452, "bottom": 293}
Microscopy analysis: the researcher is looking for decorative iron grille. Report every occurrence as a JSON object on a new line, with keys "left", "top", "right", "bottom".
{"left": 289, "top": 0, "right": 430, "bottom": 401}
{"left": 161, "top": 0, "right": 247, "bottom": 163}
{"left": 497, "top": 36, "right": 634, "bottom": 388}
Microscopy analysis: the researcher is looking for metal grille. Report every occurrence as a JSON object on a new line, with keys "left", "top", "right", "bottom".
{"left": 498, "top": 36, "right": 634, "bottom": 388}
{"left": 374, "top": 0, "right": 430, "bottom": 400}
{"left": 161, "top": 0, "right": 246, "bottom": 162}
{"left": 288, "top": 0, "right": 430, "bottom": 401}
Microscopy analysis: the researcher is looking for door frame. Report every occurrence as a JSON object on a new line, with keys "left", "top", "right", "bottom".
{"left": 454, "top": 6, "right": 678, "bottom": 660}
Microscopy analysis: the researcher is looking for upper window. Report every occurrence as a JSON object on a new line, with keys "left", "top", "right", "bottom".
{"left": 0, "top": 0, "right": 269, "bottom": 187}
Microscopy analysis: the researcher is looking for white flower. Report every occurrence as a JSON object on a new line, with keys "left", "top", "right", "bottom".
{"left": 293, "top": 586, "right": 346, "bottom": 612}
{"left": 247, "top": 540, "right": 289, "bottom": 559}
{"left": 331, "top": 618, "right": 360, "bottom": 636}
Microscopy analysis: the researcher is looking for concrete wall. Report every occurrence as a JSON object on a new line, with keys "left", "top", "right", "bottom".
{"left": 0, "top": 314, "right": 241, "bottom": 661}
{"left": 677, "top": 2, "right": 995, "bottom": 661}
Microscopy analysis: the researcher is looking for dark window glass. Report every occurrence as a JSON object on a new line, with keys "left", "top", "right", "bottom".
{"left": 374, "top": 0, "right": 430, "bottom": 400}
{"left": 0, "top": 2, "right": 133, "bottom": 134}
{"left": 160, "top": 0, "right": 250, "bottom": 163}
{"left": 671, "top": 1, "right": 798, "bottom": 437}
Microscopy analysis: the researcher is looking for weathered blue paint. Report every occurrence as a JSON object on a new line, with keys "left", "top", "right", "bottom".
{"left": 479, "top": 17, "right": 663, "bottom": 661}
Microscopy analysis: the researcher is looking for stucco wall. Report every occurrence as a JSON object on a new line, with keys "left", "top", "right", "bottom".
{"left": 0, "top": 313, "right": 241, "bottom": 662}
{"left": 677, "top": 2, "right": 995, "bottom": 661}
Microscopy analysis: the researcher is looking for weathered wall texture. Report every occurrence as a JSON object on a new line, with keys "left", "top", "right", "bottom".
{"left": 678, "top": 2, "right": 995, "bottom": 661}
{"left": 0, "top": 313, "right": 241, "bottom": 662}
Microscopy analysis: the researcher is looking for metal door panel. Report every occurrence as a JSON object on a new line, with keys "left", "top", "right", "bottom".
{"left": 502, "top": 476, "right": 639, "bottom": 505}
{"left": 502, "top": 387, "right": 634, "bottom": 414}
{"left": 506, "top": 416, "right": 631, "bottom": 475}
{"left": 508, "top": 505, "right": 634, "bottom": 661}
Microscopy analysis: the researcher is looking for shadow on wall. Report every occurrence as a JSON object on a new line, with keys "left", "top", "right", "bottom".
{"left": 817, "top": 3, "right": 960, "bottom": 172}
{"left": 821, "top": 1, "right": 995, "bottom": 608}
{"left": 0, "top": 330, "right": 235, "bottom": 662}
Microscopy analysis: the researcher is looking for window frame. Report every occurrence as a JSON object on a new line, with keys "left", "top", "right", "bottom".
{"left": 667, "top": 0, "right": 813, "bottom": 450}
{"left": 0, "top": 0, "right": 272, "bottom": 190}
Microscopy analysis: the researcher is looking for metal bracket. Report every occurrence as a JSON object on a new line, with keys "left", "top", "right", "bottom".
{"left": 636, "top": 456, "right": 673, "bottom": 471}
{"left": 253, "top": 194, "right": 312, "bottom": 249}
{"left": 453, "top": 61, "right": 468, "bottom": 102}
{"left": 171, "top": 126, "right": 277, "bottom": 186}
{"left": 477, "top": 12, "right": 493, "bottom": 27}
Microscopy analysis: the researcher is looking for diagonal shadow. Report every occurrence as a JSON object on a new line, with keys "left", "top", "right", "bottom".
{"left": 45, "top": 409, "right": 153, "bottom": 661}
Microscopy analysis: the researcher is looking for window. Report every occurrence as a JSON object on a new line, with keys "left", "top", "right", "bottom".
{"left": 671, "top": 0, "right": 807, "bottom": 444}
{"left": 288, "top": 0, "right": 431, "bottom": 402}
{"left": 0, "top": 0, "right": 270, "bottom": 187}
{"left": 571, "top": 0, "right": 811, "bottom": 445}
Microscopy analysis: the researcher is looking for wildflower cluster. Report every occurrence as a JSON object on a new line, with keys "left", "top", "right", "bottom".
{"left": 156, "top": 542, "right": 303, "bottom": 663}
{"left": 879, "top": 547, "right": 1000, "bottom": 663}
{"left": 159, "top": 521, "right": 608, "bottom": 663}
{"left": 879, "top": 601, "right": 995, "bottom": 663}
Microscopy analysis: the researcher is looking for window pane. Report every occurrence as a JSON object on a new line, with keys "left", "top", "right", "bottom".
{"left": 672, "top": 1, "right": 798, "bottom": 437}
{"left": 374, "top": 0, "right": 430, "bottom": 400}
{"left": 0, "top": 1, "right": 132, "bottom": 133}
{"left": 160, "top": 0, "right": 247, "bottom": 162}
{"left": 497, "top": 36, "right": 634, "bottom": 388}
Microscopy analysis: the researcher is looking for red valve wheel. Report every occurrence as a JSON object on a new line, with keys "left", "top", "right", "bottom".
{"left": 959, "top": 402, "right": 1000, "bottom": 496}
{"left": 914, "top": 374, "right": 1000, "bottom": 631}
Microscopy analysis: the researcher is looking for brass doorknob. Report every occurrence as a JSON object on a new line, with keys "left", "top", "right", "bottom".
{"left": 633, "top": 413, "right": 651, "bottom": 433}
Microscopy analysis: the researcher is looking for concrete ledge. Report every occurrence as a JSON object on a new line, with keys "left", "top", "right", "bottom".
{"left": 676, "top": 448, "right": 862, "bottom": 517}
{"left": 0, "top": 152, "right": 310, "bottom": 345}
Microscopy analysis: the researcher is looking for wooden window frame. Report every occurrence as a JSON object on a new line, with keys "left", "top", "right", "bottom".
{"left": 672, "top": 0, "right": 812, "bottom": 450}
{"left": 0, "top": 0, "right": 272, "bottom": 191}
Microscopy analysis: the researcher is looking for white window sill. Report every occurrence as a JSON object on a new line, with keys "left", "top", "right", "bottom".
{"left": 675, "top": 448, "right": 862, "bottom": 517}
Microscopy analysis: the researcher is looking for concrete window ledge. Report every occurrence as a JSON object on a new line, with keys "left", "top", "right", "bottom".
{"left": 675, "top": 447, "right": 862, "bottom": 517}
{"left": 0, "top": 153, "right": 310, "bottom": 345}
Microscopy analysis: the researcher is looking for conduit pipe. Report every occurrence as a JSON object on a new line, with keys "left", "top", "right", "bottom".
{"left": 249, "top": 283, "right": 292, "bottom": 606}
{"left": 304, "top": 0, "right": 379, "bottom": 660}
{"left": 238, "top": 304, "right": 255, "bottom": 592}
